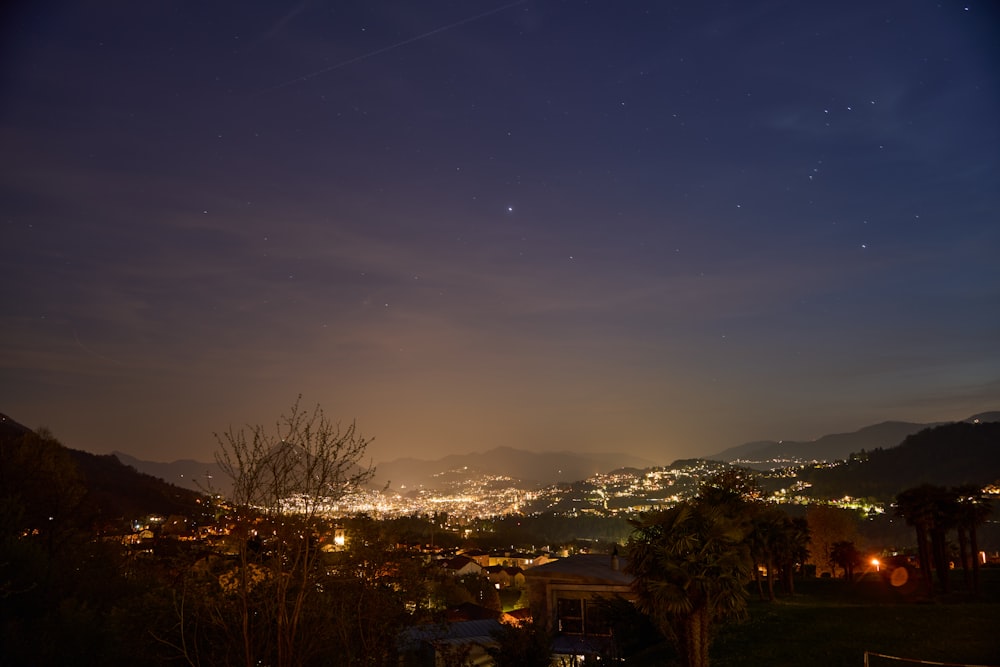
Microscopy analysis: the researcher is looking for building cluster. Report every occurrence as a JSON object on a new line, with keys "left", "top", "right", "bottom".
{"left": 328, "top": 480, "right": 537, "bottom": 519}
{"left": 110, "top": 455, "right": 1000, "bottom": 666}
{"left": 114, "top": 507, "right": 632, "bottom": 664}
{"left": 290, "top": 457, "right": 902, "bottom": 521}
{"left": 401, "top": 549, "right": 635, "bottom": 664}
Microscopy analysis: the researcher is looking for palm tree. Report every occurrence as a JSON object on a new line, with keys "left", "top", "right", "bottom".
{"left": 747, "top": 507, "right": 810, "bottom": 601}
{"left": 746, "top": 509, "right": 769, "bottom": 601}
{"left": 928, "top": 487, "right": 959, "bottom": 594}
{"left": 776, "top": 516, "right": 810, "bottom": 595}
{"left": 749, "top": 507, "right": 785, "bottom": 601}
{"left": 953, "top": 484, "right": 993, "bottom": 595}
{"left": 895, "top": 484, "right": 944, "bottom": 597}
{"left": 829, "top": 540, "right": 861, "bottom": 581}
{"left": 627, "top": 501, "right": 752, "bottom": 667}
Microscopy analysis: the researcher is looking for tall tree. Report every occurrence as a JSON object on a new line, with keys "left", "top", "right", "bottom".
{"left": 829, "top": 541, "right": 861, "bottom": 581}
{"left": 749, "top": 507, "right": 785, "bottom": 601}
{"left": 627, "top": 499, "right": 752, "bottom": 667}
{"left": 176, "top": 399, "right": 375, "bottom": 667}
{"left": 779, "top": 517, "right": 810, "bottom": 595}
{"left": 927, "top": 487, "right": 958, "bottom": 594}
{"left": 750, "top": 509, "right": 810, "bottom": 600}
{"left": 488, "top": 619, "right": 553, "bottom": 667}
{"left": 894, "top": 484, "right": 943, "bottom": 598}
{"left": 805, "top": 505, "right": 859, "bottom": 578}
{"left": 952, "top": 484, "right": 993, "bottom": 596}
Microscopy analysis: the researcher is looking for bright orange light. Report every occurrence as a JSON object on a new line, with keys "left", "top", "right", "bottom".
{"left": 871, "top": 558, "right": 880, "bottom": 572}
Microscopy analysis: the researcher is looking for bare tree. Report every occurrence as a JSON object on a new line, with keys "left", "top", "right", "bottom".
{"left": 207, "top": 398, "right": 375, "bottom": 667}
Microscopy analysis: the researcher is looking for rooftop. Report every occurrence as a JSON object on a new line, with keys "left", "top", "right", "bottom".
{"left": 523, "top": 553, "right": 633, "bottom": 586}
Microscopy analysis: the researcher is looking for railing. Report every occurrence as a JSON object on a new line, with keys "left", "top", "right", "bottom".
{"left": 864, "top": 651, "right": 999, "bottom": 667}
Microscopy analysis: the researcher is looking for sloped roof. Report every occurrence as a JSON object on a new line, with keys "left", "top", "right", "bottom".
{"left": 447, "top": 602, "right": 502, "bottom": 622}
{"left": 398, "top": 619, "right": 502, "bottom": 652}
{"left": 522, "top": 553, "right": 633, "bottom": 585}
{"left": 461, "top": 548, "right": 488, "bottom": 557}
{"left": 442, "top": 554, "right": 479, "bottom": 570}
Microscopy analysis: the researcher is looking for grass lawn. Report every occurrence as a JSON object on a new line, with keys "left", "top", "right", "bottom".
{"left": 708, "top": 572, "right": 1000, "bottom": 667}
{"left": 626, "top": 570, "right": 1000, "bottom": 666}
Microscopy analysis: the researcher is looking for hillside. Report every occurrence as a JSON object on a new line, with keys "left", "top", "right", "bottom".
{"left": 114, "top": 450, "right": 229, "bottom": 495}
{"left": 70, "top": 449, "right": 207, "bottom": 523}
{"left": 0, "top": 414, "right": 206, "bottom": 533}
{"left": 706, "top": 413, "right": 1000, "bottom": 466}
{"left": 117, "top": 445, "right": 657, "bottom": 493}
{"left": 374, "top": 446, "right": 658, "bottom": 489}
{"left": 801, "top": 420, "right": 1000, "bottom": 501}
{"left": 18, "top": 409, "right": 997, "bottom": 506}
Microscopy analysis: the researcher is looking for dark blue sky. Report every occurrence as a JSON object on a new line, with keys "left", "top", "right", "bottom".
{"left": 2, "top": 0, "right": 998, "bottom": 465}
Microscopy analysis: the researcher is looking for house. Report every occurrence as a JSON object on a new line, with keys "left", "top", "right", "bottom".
{"left": 523, "top": 552, "right": 636, "bottom": 659}
{"left": 531, "top": 552, "right": 558, "bottom": 568}
{"left": 484, "top": 565, "right": 526, "bottom": 590}
{"left": 460, "top": 548, "right": 491, "bottom": 568}
{"left": 398, "top": 619, "right": 500, "bottom": 667}
{"left": 440, "top": 554, "right": 483, "bottom": 578}
{"left": 488, "top": 550, "right": 537, "bottom": 569}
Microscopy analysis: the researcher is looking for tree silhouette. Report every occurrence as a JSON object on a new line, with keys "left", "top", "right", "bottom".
{"left": 829, "top": 541, "right": 861, "bottom": 581}
{"left": 894, "top": 485, "right": 937, "bottom": 597}
{"left": 627, "top": 498, "right": 752, "bottom": 667}
{"left": 953, "top": 484, "right": 992, "bottom": 595}
{"left": 748, "top": 508, "right": 810, "bottom": 600}
{"left": 927, "top": 487, "right": 958, "bottom": 594}
{"left": 170, "top": 399, "right": 375, "bottom": 667}
{"left": 805, "top": 505, "right": 859, "bottom": 578}
{"left": 488, "top": 619, "right": 552, "bottom": 667}
{"left": 775, "top": 516, "right": 810, "bottom": 596}
{"left": 749, "top": 507, "right": 785, "bottom": 601}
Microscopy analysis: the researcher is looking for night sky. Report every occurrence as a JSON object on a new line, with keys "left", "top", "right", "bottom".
{"left": 2, "top": 1, "right": 998, "bottom": 466}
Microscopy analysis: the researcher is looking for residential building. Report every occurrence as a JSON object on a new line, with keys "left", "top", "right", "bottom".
{"left": 523, "top": 552, "right": 636, "bottom": 659}
{"left": 440, "top": 554, "right": 484, "bottom": 578}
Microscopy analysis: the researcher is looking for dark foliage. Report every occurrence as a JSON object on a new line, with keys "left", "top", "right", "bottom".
{"left": 801, "top": 421, "right": 1000, "bottom": 501}
{"left": 478, "top": 513, "right": 631, "bottom": 550}
{"left": 0, "top": 425, "right": 175, "bottom": 666}
{"left": 69, "top": 449, "right": 207, "bottom": 528}
{"left": 488, "top": 619, "right": 553, "bottom": 667}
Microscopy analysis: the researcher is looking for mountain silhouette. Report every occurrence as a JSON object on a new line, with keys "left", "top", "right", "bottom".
{"left": 706, "top": 413, "right": 1000, "bottom": 466}
{"left": 11, "top": 409, "right": 996, "bottom": 499}
{"left": 373, "top": 446, "right": 657, "bottom": 489}
{"left": 1, "top": 414, "right": 205, "bottom": 533}
{"left": 801, "top": 419, "right": 1000, "bottom": 500}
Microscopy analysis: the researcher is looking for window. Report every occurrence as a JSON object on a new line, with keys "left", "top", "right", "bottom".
{"left": 556, "top": 597, "right": 613, "bottom": 636}
{"left": 556, "top": 598, "right": 584, "bottom": 634}
{"left": 584, "top": 600, "right": 612, "bottom": 636}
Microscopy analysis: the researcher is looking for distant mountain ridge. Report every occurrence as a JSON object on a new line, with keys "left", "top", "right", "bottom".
{"left": 12, "top": 409, "right": 995, "bottom": 495}
{"left": 113, "top": 451, "right": 229, "bottom": 495}
{"left": 802, "top": 419, "right": 1000, "bottom": 500}
{"left": 1, "top": 413, "right": 205, "bottom": 529}
{"left": 374, "top": 446, "right": 658, "bottom": 490}
{"left": 112, "top": 446, "right": 656, "bottom": 493}
{"left": 706, "top": 412, "right": 1000, "bottom": 467}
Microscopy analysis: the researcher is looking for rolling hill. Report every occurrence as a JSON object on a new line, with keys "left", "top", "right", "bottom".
{"left": 8, "top": 409, "right": 997, "bottom": 506}
{"left": 1, "top": 413, "right": 207, "bottom": 532}
{"left": 801, "top": 420, "right": 1000, "bottom": 501}
{"left": 706, "top": 412, "right": 1000, "bottom": 466}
